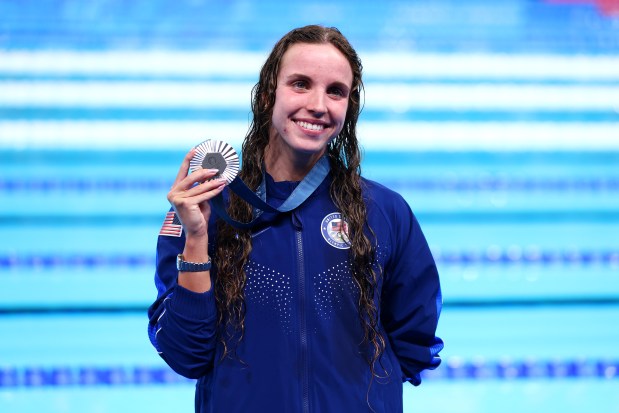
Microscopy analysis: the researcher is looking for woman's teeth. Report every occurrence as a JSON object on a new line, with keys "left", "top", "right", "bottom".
{"left": 296, "top": 121, "right": 325, "bottom": 131}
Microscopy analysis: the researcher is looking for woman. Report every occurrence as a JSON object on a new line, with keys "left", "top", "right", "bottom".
{"left": 148, "top": 25, "right": 443, "bottom": 413}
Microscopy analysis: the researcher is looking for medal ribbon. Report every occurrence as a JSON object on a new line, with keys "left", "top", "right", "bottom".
{"left": 211, "top": 155, "right": 330, "bottom": 229}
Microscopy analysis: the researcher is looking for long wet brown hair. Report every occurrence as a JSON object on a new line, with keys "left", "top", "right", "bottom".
{"left": 214, "top": 25, "right": 385, "bottom": 376}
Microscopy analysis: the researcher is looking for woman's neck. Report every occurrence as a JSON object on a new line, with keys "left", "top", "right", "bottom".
{"left": 264, "top": 144, "right": 324, "bottom": 182}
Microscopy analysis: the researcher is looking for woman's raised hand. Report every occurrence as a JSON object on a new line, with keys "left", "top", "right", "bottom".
{"left": 167, "top": 149, "right": 226, "bottom": 240}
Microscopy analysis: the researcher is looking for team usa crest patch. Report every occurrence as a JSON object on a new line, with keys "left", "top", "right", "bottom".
{"left": 320, "top": 212, "right": 350, "bottom": 250}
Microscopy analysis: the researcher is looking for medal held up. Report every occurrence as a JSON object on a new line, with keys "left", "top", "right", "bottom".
{"left": 190, "top": 139, "right": 330, "bottom": 230}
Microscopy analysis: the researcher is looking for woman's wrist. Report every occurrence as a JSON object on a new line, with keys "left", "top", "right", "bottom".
{"left": 182, "top": 235, "right": 210, "bottom": 263}
{"left": 178, "top": 234, "right": 212, "bottom": 293}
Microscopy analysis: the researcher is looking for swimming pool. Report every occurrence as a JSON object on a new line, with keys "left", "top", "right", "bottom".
{"left": 1, "top": 0, "right": 618, "bottom": 410}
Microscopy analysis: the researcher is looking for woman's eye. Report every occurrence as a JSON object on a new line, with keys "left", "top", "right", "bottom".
{"left": 292, "top": 80, "right": 307, "bottom": 89}
{"left": 328, "top": 87, "right": 345, "bottom": 97}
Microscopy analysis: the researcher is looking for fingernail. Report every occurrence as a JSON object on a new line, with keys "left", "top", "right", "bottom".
{"left": 206, "top": 169, "right": 220, "bottom": 173}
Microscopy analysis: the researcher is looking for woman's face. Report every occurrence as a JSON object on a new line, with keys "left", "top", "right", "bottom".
{"left": 269, "top": 42, "right": 353, "bottom": 163}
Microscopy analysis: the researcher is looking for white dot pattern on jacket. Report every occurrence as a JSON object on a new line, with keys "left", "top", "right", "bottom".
{"left": 314, "top": 261, "right": 358, "bottom": 320}
{"left": 245, "top": 260, "right": 293, "bottom": 331}
{"left": 244, "top": 247, "right": 386, "bottom": 333}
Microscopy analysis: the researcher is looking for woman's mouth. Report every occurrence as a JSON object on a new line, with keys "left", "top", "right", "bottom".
{"left": 296, "top": 120, "right": 326, "bottom": 132}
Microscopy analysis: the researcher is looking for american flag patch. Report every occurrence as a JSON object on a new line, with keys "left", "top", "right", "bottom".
{"left": 159, "top": 211, "right": 183, "bottom": 237}
{"left": 331, "top": 220, "right": 348, "bottom": 234}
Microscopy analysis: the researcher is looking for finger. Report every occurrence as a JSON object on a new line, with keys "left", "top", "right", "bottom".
{"left": 188, "top": 180, "right": 227, "bottom": 204}
{"left": 169, "top": 179, "right": 226, "bottom": 213}
{"left": 168, "top": 174, "right": 225, "bottom": 205}
{"left": 168, "top": 169, "right": 218, "bottom": 205}
{"left": 175, "top": 168, "right": 220, "bottom": 192}
{"left": 178, "top": 177, "right": 227, "bottom": 199}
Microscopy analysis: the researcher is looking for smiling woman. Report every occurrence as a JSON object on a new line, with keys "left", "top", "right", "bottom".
{"left": 147, "top": 25, "right": 443, "bottom": 413}
{"left": 267, "top": 42, "right": 353, "bottom": 180}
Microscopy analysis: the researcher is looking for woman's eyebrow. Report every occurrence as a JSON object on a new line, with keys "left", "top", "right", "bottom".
{"left": 284, "top": 73, "right": 310, "bottom": 81}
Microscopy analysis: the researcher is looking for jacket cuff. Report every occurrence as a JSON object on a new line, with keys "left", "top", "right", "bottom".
{"left": 169, "top": 284, "right": 216, "bottom": 320}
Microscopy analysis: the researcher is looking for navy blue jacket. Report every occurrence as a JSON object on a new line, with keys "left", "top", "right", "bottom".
{"left": 148, "top": 173, "right": 443, "bottom": 413}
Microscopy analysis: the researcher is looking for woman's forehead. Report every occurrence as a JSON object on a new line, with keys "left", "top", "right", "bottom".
{"left": 278, "top": 43, "right": 353, "bottom": 84}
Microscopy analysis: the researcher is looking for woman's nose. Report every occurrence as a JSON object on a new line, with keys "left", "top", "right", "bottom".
{"left": 306, "top": 90, "right": 327, "bottom": 116}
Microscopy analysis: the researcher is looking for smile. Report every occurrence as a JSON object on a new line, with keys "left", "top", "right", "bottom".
{"left": 296, "top": 120, "right": 325, "bottom": 131}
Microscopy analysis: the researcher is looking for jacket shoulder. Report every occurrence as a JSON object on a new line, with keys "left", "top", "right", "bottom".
{"left": 361, "top": 177, "right": 412, "bottom": 217}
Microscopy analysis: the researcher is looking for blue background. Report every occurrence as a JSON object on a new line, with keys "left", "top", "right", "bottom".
{"left": 1, "top": 0, "right": 618, "bottom": 412}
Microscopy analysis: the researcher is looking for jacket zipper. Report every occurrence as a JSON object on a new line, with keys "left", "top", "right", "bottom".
{"left": 294, "top": 212, "right": 310, "bottom": 413}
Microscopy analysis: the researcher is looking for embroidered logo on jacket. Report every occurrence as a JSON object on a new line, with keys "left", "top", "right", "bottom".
{"left": 320, "top": 212, "right": 350, "bottom": 249}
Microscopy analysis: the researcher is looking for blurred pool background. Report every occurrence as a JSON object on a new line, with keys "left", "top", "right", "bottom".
{"left": 1, "top": 0, "right": 618, "bottom": 412}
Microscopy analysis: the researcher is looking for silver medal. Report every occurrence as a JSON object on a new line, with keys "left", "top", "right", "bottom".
{"left": 190, "top": 139, "right": 240, "bottom": 184}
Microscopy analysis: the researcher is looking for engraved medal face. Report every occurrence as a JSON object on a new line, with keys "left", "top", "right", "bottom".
{"left": 189, "top": 139, "right": 240, "bottom": 184}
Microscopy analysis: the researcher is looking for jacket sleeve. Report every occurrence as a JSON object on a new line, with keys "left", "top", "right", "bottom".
{"left": 147, "top": 209, "right": 218, "bottom": 379}
{"left": 380, "top": 196, "right": 444, "bottom": 386}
